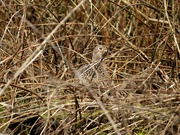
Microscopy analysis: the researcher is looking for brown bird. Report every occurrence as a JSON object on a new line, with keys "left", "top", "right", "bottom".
{"left": 76, "top": 45, "right": 109, "bottom": 87}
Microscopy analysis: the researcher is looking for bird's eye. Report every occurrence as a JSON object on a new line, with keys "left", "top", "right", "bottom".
{"left": 98, "top": 47, "right": 102, "bottom": 50}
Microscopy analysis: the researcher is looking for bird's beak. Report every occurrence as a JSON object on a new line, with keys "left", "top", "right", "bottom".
{"left": 105, "top": 47, "right": 111, "bottom": 54}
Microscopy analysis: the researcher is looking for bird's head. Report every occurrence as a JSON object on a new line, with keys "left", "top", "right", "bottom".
{"left": 92, "top": 45, "right": 108, "bottom": 62}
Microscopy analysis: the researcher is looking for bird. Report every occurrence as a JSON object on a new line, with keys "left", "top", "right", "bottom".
{"left": 75, "top": 45, "right": 109, "bottom": 87}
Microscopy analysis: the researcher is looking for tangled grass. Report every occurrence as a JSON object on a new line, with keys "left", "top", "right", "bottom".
{"left": 0, "top": 0, "right": 179, "bottom": 135}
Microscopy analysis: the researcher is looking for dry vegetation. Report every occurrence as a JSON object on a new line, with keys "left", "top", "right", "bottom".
{"left": 0, "top": 0, "right": 180, "bottom": 135}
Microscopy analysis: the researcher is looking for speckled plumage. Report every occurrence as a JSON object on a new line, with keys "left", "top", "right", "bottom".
{"left": 76, "top": 45, "right": 109, "bottom": 87}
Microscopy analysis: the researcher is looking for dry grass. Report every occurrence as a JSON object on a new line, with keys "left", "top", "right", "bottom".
{"left": 0, "top": 0, "right": 180, "bottom": 135}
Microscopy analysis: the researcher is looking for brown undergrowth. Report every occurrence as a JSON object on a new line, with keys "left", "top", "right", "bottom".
{"left": 0, "top": 0, "right": 179, "bottom": 135}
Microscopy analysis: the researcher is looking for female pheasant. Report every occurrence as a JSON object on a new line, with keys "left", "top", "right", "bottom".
{"left": 76, "top": 45, "right": 109, "bottom": 87}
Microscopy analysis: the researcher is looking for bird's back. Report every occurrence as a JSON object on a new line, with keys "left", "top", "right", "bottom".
{"left": 77, "top": 61, "right": 109, "bottom": 87}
